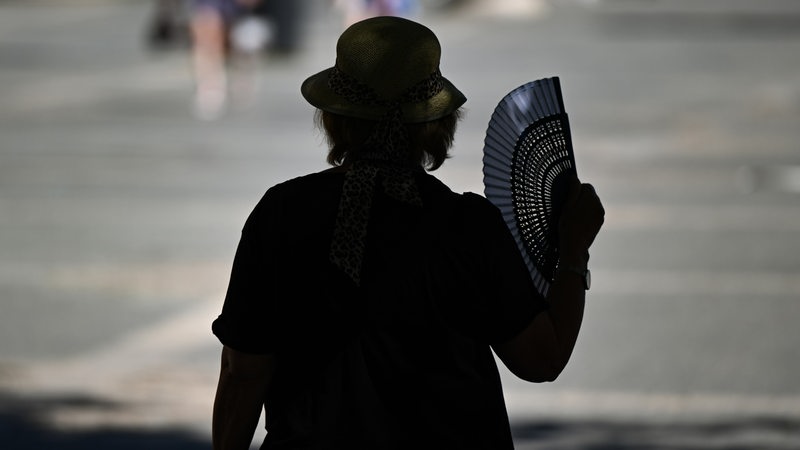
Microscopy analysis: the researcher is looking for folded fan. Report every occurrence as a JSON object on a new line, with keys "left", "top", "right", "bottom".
{"left": 482, "top": 77, "right": 576, "bottom": 297}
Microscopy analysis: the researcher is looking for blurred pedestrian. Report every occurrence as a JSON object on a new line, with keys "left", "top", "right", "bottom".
{"left": 211, "top": 16, "right": 604, "bottom": 449}
{"left": 188, "top": 0, "right": 270, "bottom": 120}
{"left": 145, "top": 1, "right": 307, "bottom": 119}
{"left": 336, "top": 0, "right": 418, "bottom": 26}
{"left": 145, "top": 0, "right": 190, "bottom": 50}
{"left": 259, "top": 0, "right": 308, "bottom": 56}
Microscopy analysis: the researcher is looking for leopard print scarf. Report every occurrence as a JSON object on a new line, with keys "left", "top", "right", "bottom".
{"left": 328, "top": 66, "right": 445, "bottom": 285}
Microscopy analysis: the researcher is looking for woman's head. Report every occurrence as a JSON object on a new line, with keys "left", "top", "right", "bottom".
{"left": 316, "top": 108, "right": 462, "bottom": 171}
{"left": 301, "top": 16, "right": 466, "bottom": 168}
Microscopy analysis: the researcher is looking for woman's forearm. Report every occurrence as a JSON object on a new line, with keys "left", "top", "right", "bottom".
{"left": 542, "top": 257, "right": 588, "bottom": 374}
{"left": 492, "top": 249, "right": 589, "bottom": 383}
{"left": 212, "top": 347, "right": 273, "bottom": 450}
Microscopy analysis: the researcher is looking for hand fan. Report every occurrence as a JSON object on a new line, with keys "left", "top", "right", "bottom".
{"left": 482, "top": 77, "right": 576, "bottom": 297}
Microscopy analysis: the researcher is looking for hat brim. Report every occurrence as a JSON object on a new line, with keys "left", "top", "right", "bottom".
{"left": 301, "top": 67, "right": 467, "bottom": 124}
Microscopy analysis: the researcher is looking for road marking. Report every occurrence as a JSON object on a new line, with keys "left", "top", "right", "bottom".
{"left": 605, "top": 203, "right": 800, "bottom": 232}
{"left": 504, "top": 388, "right": 800, "bottom": 420}
{"left": 592, "top": 269, "right": 800, "bottom": 297}
{"left": 2, "top": 58, "right": 190, "bottom": 115}
{"left": 460, "top": 0, "right": 551, "bottom": 19}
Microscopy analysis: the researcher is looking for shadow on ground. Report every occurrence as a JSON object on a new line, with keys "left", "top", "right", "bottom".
{"left": 2, "top": 390, "right": 799, "bottom": 449}
{"left": 0, "top": 392, "right": 208, "bottom": 450}
{"left": 512, "top": 416, "right": 800, "bottom": 449}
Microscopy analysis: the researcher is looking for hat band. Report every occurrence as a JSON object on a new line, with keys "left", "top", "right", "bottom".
{"left": 328, "top": 66, "right": 446, "bottom": 108}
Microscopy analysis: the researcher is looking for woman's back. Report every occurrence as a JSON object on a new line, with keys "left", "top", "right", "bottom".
{"left": 215, "top": 170, "right": 543, "bottom": 448}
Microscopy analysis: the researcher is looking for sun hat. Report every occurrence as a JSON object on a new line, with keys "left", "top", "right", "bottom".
{"left": 301, "top": 16, "right": 466, "bottom": 123}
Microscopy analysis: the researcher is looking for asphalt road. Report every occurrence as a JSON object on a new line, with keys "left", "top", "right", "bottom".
{"left": 1, "top": 0, "right": 799, "bottom": 448}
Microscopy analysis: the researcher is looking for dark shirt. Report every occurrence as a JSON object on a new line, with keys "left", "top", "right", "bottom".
{"left": 213, "top": 170, "right": 547, "bottom": 449}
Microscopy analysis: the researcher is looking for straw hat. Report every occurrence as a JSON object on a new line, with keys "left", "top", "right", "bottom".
{"left": 301, "top": 16, "right": 466, "bottom": 123}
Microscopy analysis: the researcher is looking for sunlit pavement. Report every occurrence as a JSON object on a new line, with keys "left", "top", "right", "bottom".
{"left": 1, "top": 0, "right": 800, "bottom": 448}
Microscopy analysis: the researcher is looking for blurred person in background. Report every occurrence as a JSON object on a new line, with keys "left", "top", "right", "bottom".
{"left": 335, "top": 0, "right": 419, "bottom": 26}
{"left": 260, "top": 0, "right": 307, "bottom": 57}
{"left": 189, "top": 0, "right": 269, "bottom": 120}
{"left": 146, "top": 0, "right": 306, "bottom": 55}
{"left": 146, "top": 0, "right": 190, "bottom": 50}
{"left": 147, "top": 0, "right": 306, "bottom": 120}
{"left": 211, "top": 16, "right": 604, "bottom": 449}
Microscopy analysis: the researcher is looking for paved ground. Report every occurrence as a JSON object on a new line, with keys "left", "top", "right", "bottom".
{"left": 1, "top": 0, "right": 800, "bottom": 448}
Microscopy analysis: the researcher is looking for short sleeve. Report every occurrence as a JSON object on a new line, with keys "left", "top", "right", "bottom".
{"left": 212, "top": 189, "right": 282, "bottom": 355}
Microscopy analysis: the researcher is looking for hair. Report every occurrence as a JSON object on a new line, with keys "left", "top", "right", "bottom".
{"left": 315, "top": 108, "right": 463, "bottom": 171}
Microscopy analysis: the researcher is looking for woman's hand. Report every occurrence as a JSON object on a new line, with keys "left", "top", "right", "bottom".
{"left": 558, "top": 174, "right": 605, "bottom": 266}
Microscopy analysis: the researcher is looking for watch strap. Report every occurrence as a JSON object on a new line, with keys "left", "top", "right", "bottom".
{"left": 558, "top": 264, "right": 591, "bottom": 290}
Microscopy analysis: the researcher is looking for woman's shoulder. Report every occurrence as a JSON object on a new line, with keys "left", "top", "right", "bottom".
{"left": 255, "top": 170, "right": 342, "bottom": 203}
{"left": 459, "top": 191, "right": 496, "bottom": 211}
{"left": 271, "top": 169, "right": 344, "bottom": 193}
{"left": 448, "top": 188, "right": 501, "bottom": 221}
{"left": 417, "top": 174, "right": 504, "bottom": 230}
{"left": 247, "top": 170, "right": 344, "bottom": 219}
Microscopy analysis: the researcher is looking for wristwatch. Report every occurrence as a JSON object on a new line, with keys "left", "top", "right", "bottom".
{"left": 559, "top": 264, "right": 591, "bottom": 290}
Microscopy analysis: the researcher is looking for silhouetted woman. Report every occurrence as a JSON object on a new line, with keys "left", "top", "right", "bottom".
{"left": 212, "top": 16, "right": 604, "bottom": 450}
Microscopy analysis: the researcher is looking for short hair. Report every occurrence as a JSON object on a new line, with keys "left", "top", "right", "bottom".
{"left": 315, "top": 109, "right": 463, "bottom": 171}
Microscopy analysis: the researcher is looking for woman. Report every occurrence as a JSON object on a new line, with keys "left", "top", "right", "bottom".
{"left": 212, "top": 16, "right": 604, "bottom": 450}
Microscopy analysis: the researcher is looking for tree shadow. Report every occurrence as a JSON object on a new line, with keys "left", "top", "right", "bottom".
{"left": 0, "top": 392, "right": 209, "bottom": 450}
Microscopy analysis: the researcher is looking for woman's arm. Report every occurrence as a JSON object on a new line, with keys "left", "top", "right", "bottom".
{"left": 212, "top": 345, "right": 275, "bottom": 450}
{"left": 493, "top": 177, "right": 604, "bottom": 382}
{"left": 493, "top": 260, "right": 588, "bottom": 382}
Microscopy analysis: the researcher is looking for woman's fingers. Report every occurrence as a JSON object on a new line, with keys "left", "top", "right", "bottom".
{"left": 559, "top": 180, "right": 605, "bottom": 253}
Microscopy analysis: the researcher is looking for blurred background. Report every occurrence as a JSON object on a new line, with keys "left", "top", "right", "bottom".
{"left": 1, "top": 0, "right": 799, "bottom": 448}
